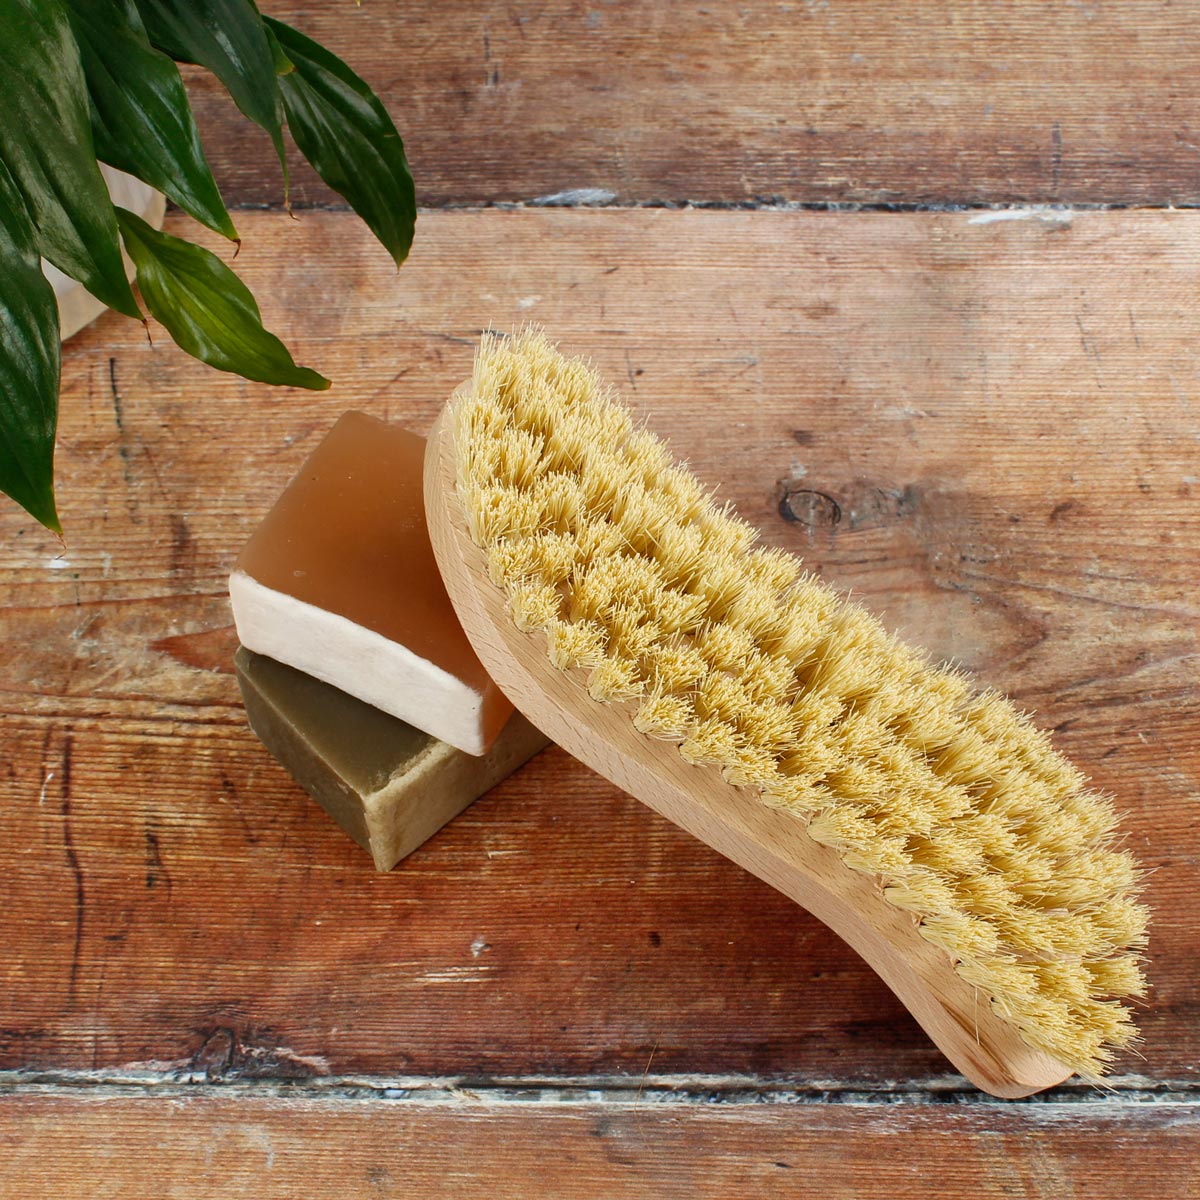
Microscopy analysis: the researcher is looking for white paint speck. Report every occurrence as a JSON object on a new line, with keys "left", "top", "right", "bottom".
{"left": 516, "top": 295, "right": 542, "bottom": 310}
{"left": 247, "top": 1128, "right": 276, "bottom": 1171}
{"left": 418, "top": 965, "right": 493, "bottom": 984}
{"left": 48, "top": 556, "right": 72, "bottom": 569}
{"left": 529, "top": 187, "right": 617, "bottom": 206}
{"left": 470, "top": 936, "right": 491, "bottom": 957}
{"left": 967, "top": 206, "right": 1074, "bottom": 227}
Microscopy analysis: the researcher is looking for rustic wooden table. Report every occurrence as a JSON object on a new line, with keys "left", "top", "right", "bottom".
{"left": 2, "top": 3, "right": 1198, "bottom": 1196}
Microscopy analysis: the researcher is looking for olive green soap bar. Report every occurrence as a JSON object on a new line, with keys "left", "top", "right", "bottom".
{"left": 235, "top": 647, "right": 548, "bottom": 871}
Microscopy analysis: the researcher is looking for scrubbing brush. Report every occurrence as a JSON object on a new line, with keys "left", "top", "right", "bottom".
{"left": 422, "top": 330, "right": 1149, "bottom": 1098}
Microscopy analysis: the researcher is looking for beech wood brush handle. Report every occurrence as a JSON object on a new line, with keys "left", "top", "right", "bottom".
{"left": 423, "top": 401, "right": 1072, "bottom": 1099}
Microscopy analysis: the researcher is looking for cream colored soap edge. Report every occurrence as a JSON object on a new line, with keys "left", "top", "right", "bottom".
{"left": 229, "top": 570, "right": 490, "bottom": 756}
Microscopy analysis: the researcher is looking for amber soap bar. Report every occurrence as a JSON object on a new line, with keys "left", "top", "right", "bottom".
{"left": 235, "top": 647, "right": 548, "bottom": 871}
{"left": 229, "top": 412, "right": 512, "bottom": 756}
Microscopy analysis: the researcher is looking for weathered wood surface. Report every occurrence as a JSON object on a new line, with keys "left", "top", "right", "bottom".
{"left": 3, "top": 1090, "right": 1198, "bottom": 1200}
{"left": 188, "top": 1, "right": 1200, "bottom": 208}
{"left": 1, "top": 210, "right": 1197, "bottom": 1191}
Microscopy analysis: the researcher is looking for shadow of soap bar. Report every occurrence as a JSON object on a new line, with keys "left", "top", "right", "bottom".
{"left": 229, "top": 412, "right": 511, "bottom": 755}
{"left": 235, "top": 646, "right": 549, "bottom": 871}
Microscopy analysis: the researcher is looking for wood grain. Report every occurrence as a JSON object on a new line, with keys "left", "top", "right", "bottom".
{"left": 2, "top": 1091, "right": 1198, "bottom": 1200}
{"left": 1, "top": 210, "right": 1196, "bottom": 1095}
{"left": 186, "top": 1, "right": 1200, "bottom": 209}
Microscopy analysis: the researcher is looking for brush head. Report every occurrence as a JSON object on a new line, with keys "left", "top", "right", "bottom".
{"left": 448, "top": 330, "right": 1149, "bottom": 1080}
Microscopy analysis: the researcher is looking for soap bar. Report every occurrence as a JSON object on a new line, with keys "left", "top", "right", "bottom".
{"left": 229, "top": 412, "right": 512, "bottom": 755}
{"left": 235, "top": 647, "right": 549, "bottom": 871}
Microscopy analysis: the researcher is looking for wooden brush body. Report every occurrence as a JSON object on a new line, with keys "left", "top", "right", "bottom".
{"left": 424, "top": 333, "right": 1148, "bottom": 1096}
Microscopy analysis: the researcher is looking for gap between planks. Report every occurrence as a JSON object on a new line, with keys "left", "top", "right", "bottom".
{"left": 2, "top": 1071, "right": 1198, "bottom": 1108}
{"left": 225, "top": 199, "right": 1198, "bottom": 215}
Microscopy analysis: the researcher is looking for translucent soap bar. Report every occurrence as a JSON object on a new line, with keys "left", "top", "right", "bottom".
{"left": 229, "top": 412, "right": 512, "bottom": 755}
{"left": 235, "top": 647, "right": 548, "bottom": 871}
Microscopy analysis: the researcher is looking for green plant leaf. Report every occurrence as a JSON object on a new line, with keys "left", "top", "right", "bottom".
{"left": 0, "top": 159, "right": 62, "bottom": 534}
{"left": 65, "top": 0, "right": 238, "bottom": 242}
{"left": 265, "top": 17, "right": 415, "bottom": 268}
{"left": 0, "top": 0, "right": 140, "bottom": 320}
{"left": 134, "top": 0, "right": 288, "bottom": 184}
{"left": 116, "top": 207, "right": 329, "bottom": 391}
{"left": 267, "top": 22, "right": 295, "bottom": 77}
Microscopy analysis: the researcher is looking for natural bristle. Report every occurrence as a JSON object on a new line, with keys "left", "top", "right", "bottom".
{"left": 452, "top": 329, "right": 1149, "bottom": 1077}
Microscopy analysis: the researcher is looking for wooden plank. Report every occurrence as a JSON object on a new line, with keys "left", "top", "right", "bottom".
{"left": 1, "top": 210, "right": 1195, "bottom": 1086}
{"left": 1, "top": 1091, "right": 1197, "bottom": 1199}
{"left": 187, "top": 1, "right": 1200, "bottom": 208}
